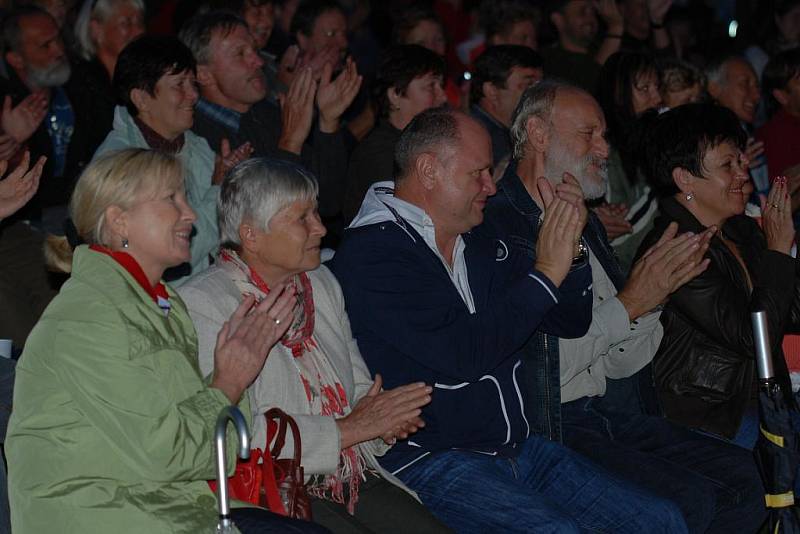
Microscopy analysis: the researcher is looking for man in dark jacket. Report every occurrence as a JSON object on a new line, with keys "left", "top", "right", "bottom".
{"left": 331, "top": 106, "right": 686, "bottom": 533}
{"left": 477, "top": 79, "right": 767, "bottom": 533}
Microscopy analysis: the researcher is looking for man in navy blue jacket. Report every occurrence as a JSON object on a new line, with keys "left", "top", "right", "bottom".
{"left": 331, "top": 106, "right": 686, "bottom": 533}
{"left": 477, "top": 80, "right": 766, "bottom": 533}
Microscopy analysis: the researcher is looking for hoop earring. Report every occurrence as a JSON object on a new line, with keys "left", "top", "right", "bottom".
{"left": 122, "top": 238, "right": 129, "bottom": 249}
{"left": 685, "top": 192, "right": 694, "bottom": 201}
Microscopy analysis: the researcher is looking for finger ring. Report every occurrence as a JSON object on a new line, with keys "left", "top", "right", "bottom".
{"left": 273, "top": 318, "right": 281, "bottom": 325}
{"left": 771, "top": 202, "right": 780, "bottom": 208}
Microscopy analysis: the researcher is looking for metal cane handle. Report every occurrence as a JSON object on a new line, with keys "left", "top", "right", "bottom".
{"left": 214, "top": 406, "right": 251, "bottom": 531}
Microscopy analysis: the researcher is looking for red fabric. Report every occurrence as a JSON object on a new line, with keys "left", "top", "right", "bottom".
{"left": 756, "top": 109, "right": 800, "bottom": 181}
{"left": 88, "top": 244, "right": 169, "bottom": 305}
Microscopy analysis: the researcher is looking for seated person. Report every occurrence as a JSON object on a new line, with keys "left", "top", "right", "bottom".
{"left": 658, "top": 58, "right": 704, "bottom": 109}
{"left": 179, "top": 10, "right": 357, "bottom": 233}
{"left": 6, "top": 148, "right": 325, "bottom": 534}
{"left": 757, "top": 48, "right": 800, "bottom": 187}
{"left": 469, "top": 45, "right": 542, "bottom": 168}
{"left": 94, "top": 35, "right": 244, "bottom": 282}
{"left": 343, "top": 44, "right": 446, "bottom": 223}
{"left": 331, "top": 106, "right": 687, "bottom": 533}
{"left": 597, "top": 50, "right": 662, "bottom": 272}
{"left": 479, "top": 80, "right": 766, "bottom": 533}
{"left": 178, "top": 157, "right": 449, "bottom": 534}
{"left": 639, "top": 103, "right": 800, "bottom": 449}
{"left": 72, "top": 0, "right": 145, "bottom": 138}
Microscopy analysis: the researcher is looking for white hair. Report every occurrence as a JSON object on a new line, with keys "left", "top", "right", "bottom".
{"left": 74, "top": 0, "right": 145, "bottom": 61}
{"left": 218, "top": 158, "right": 319, "bottom": 249}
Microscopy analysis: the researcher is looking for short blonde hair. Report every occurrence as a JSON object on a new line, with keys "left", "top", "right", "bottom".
{"left": 47, "top": 149, "right": 183, "bottom": 272}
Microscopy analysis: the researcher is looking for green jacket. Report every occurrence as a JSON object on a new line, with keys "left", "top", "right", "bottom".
{"left": 93, "top": 107, "right": 219, "bottom": 285}
{"left": 7, "top": 246, "right": 247, "bottom": 533}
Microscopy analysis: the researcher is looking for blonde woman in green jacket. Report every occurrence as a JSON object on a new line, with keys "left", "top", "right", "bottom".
{"left": 5, "top": 149, "right": 327, "bottom": 534}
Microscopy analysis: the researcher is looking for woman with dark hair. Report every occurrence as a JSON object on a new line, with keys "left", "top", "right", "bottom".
{"left": 638, "top": 102, "right": 800, "bottom": 448}
{"left": 341, "top": 45, "right": 446, "bottom": 223}
{"left": 93, "top": 35, "right": 250, "bottom": 283}
{"left": 596, "top": 50, "right": 663, "bottom": 272}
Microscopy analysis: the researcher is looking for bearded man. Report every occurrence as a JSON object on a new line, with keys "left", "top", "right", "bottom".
{"left": 476, "top": 80, "right": 768, "bottom": 534}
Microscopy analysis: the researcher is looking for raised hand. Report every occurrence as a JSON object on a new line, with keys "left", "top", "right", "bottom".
{"left": 617, "top": 222, "right": 712, "bottom": 321}
{"left": 277, "top": 44, "right": 341, "bottom": 87}
{"left": 762, "top": 176, "right": 795, "bottom": 255}
{"left": 336, "top": 374, "right": 432, "bottom": 448}
{"left": 211, "top": 287, "right": 296, "bottom": 403}
{"left": 316, "top": 57, "right": 362, "bottom": 133}
{"left": 0, "top": 134, "right": 20, "bottom": 161}
{"left": 1, "top": 93, "right": 48, "bottom": 144}
{"left": 535, "top": 177, "right": 581, "bottom": 287}
{"left": 0, "top": 151, "right": 45, "bottom": 219}
{"left": 593, "top": 202, "right": 632, "bottom": 239}
{"left": 594, "top": 0, "right": 624, "bottom": 32}
{"left": 744, "top": 138, "right": 765, "bottom": 167}
{"left": 277, "top": 66, "right": 316, "bottom": 155}
{"left": 211, "top": 138, "right": 253, "bottom": 185}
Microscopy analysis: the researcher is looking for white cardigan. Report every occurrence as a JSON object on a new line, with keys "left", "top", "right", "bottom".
{"left": 177, "top": 264, "right": 415, "bottom": 495}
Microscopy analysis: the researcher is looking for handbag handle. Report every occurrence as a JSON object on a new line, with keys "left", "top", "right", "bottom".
{"left": 264, "top": 408, "right": 302, "bottom": 463}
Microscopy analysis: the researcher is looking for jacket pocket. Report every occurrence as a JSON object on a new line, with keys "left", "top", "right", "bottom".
{"left": 431, "top": 378, "right": 508, "bottom": 447}
{"left": 680, "top": 344, "right": 745, "bottom": 402}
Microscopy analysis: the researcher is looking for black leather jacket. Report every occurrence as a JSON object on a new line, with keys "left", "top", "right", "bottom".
{"left": 639, "top": 197, "right": 799, "bottom": 438}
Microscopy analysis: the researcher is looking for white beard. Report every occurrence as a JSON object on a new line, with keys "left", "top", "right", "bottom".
{"left": 543, "top": 142, "right": 609, "bottom": 200}
{"left": 27, "top": 59, "right": 71, "bottom": 89}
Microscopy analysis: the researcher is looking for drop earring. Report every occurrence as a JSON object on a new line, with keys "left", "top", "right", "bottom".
{"left": 685, "top": 192, "right": 694, "bottom": 201}
{"left": 122, "top": 238, "right": 129, "bottom": 249}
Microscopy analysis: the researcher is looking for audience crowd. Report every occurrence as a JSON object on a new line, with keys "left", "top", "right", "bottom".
{"left": 1, "top": 0, "right": 800, "bottom": 532}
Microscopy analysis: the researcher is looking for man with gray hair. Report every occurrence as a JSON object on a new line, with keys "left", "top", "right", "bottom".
{"left": 706, "top": 55, "right": 769, "bottom": 195}
{"left": 332, "top": 105, "right": 688, "bottom": 533}
{"left": 477, "top": 79, "right": 767, "bottom": 532}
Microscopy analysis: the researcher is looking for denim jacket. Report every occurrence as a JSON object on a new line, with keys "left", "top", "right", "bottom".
{"left": 477, "top": 163, "right": 658, "bottom": 440}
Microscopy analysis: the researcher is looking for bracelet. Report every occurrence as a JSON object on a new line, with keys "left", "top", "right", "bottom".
{"left": 650, "top": 21, "right": 665, "bottom": 29}
{"left": 605, "top": 33, "right": 623, "bottom": 39}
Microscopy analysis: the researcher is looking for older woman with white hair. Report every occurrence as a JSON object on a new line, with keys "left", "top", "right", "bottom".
{"left": 178, "top": 158, "right": 451, "bottom": 534}
{"left": 72, "top": 0, "right": 145, "bottom": 134}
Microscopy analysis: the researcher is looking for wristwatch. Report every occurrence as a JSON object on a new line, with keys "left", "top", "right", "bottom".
{"left": 572, "top": 238, "right": 588, "bottom": 265}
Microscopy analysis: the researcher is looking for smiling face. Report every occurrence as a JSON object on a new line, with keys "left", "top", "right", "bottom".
{"left": 120, "top": 185, "right": 197, "bottom": 283}
{"left": 544, "top": 89, "right": 610, "bottom": 199}
{"left": 135, "top": 69, "right": 198, "bottom": 141}
{"left": 243, "top": 1, "right": 276, "bottom": 50}
{"left": 711, "top": 59, "right": 760, "bottom": 124}
{"left": 428, "top": 116, "right": 496, "bottom": 235}
{"left": 299, "top": 8, "right": 348, "bottom": 69}
{"left": 91, "top": 1, "right": 144, "bottom": 64}
{"left": 679, "top": 140, "right": 749, "bottom": 225}
{"left": 244, "top": 198, "right": 327, "bottom": 282}
{"left": 205, "top": 24, "right": 266, "bottom": 112}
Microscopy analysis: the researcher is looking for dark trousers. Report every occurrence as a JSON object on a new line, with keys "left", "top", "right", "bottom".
{"left": 231, "top": 507, "right": 330, "bottom": 534}
{"left": 562, "top": 397, "right": 767, "bottom": 534}
{"left": 310, "top": 473, "right": 451, "bottom": 533}
{"left": 0, "top": 222, "right": 56, "bottom": 348}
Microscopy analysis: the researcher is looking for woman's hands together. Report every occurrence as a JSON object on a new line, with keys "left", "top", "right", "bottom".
{"left": 336, "top": 374, "right": 432, "bottom": 449}
{"left": 211, "top": 287, "right": 296, "bottom": 403}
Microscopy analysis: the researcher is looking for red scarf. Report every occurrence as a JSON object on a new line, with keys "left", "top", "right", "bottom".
{"left": 90, "top": 245, "right": 171, "bottom": 314}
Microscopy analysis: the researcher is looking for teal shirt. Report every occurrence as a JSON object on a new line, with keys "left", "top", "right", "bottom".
{"left": 93, "top": 107, "right": 219, "bottom": 284}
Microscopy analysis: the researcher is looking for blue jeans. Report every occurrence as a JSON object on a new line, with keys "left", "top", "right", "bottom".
{"left": 396, "top": 435, "right": 687, "bottom": 534}
{"left": 562, "top": 398, "right": 766, "bottom": 534}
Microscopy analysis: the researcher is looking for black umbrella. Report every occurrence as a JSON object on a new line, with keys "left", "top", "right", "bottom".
{"left": 752, "top": 310, "right": 800, "bottom": 533}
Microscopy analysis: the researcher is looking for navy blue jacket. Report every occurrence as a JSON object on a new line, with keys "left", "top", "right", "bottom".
{"left": 330, "top": 209, "right": 592, "bottom": 473}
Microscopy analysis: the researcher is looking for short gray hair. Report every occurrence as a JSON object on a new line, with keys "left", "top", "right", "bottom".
{"left": 218, "top": 158, "right": 319, "bottom": 249}
{"left": 394, "top": 106, "right": 460, "bottom": 181}
{"left": 179, "top": 10, "right": 246, "bottom": 65}
{"left": 510, "top": 79, "right": 565, "bottom": 159}
{"left": 74, "top": 0, "right": 145, "bottom": 61}
{"left": 705, "top": 55, "right": 748, "bottom": 88}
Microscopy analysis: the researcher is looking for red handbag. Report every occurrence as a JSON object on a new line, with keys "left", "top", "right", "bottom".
{"left": 208, "top": 408, "right": 312, "bottom": 520}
